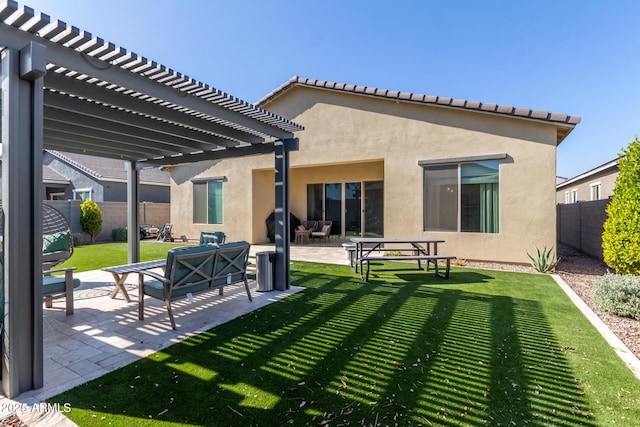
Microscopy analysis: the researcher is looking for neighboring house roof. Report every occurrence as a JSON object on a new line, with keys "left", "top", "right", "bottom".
{"left": 0, "top": 157, "right": 69, "bottom": 185}
{"left": 258, "top": 76, "right": 581, "bottom": 144}
{"left": 43, "top": 165, "right": 70, "bottom": 185}
{"left": 556, "top": 158, "right": 619, "bottom": 189}
{"left": 47, "top": 150, "right": 170, "bottom": 186}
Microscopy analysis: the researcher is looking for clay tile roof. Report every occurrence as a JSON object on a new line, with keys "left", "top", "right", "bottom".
{"left": 257, "top": 76, "right": 581, "bottom": 144}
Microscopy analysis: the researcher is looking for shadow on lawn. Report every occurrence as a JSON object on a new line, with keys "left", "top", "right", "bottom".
{"left": 53, "top": 269, "right": 596, "bottom": 426}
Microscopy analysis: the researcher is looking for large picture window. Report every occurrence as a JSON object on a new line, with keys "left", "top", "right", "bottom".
{"left": 423, "top": 161, "right": 499, "bottom": 233}
{"left": 193, "top": 179, "right": 223, "bottom": 224}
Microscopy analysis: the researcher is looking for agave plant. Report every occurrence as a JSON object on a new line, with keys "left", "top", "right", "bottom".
{"left": 527, "top": 245, "right": 560, "bottom": 273}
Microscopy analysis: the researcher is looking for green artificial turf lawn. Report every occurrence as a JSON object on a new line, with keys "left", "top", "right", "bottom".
{"left": 58, "top": 241, "right": 187, "bottom": 272}
{"left": 51, "top": 260, "right": 640, "bottom": 426}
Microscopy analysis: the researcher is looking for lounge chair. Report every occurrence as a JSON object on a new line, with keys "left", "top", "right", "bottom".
{"left": 43, "top": 267, "right": 81, "bottom": 315}
{"left": 42, "top": 204, "right": 74, "bottom": 270}
{"left": 199, "top": 231, "right": 226, "bottom": 245}
{"left": 41, "top": 204, "right": 81, "bottom": 314}
{"left": 311, "top": 221, "right": 332, "bottom": 243}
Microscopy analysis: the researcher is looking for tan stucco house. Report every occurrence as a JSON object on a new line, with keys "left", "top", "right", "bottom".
{"left": 169, "top": 77, "right": 580, "bottom": 264}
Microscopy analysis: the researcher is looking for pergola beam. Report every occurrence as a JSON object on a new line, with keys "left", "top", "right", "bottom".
{"left": 44, "top": 90, "right": 239, "bottom": 149}
{"left": 44, "top": 107, "right": 213, "bottom": 153}
{"left": 45, "top": 72, "right": 265, "bottom": 148}
{"left": 43, "top": 131, "right": 166, "bottom": 159}
{"left": 43, "top": 119, "right": 181, "bottom": 157}
{"left": 1, "top": 22, "right": 294, "bottom": 139}
{"left": 140, "top": 143, "right": 277, "bottom": 168}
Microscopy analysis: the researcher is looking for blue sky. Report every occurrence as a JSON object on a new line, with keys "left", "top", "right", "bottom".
{"left": 23, "top": 0, "right": 640, "bottom": 178}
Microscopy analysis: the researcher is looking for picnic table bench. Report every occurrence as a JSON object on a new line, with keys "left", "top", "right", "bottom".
{"left": 360, "top": 254, "right": 456, "bottom": 281}
{"left": 350, "top": 237, "right": 455, "bottom": 281}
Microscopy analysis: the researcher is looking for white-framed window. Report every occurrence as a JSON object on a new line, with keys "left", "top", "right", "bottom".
{"left": 193, "top": 178, "right": 225, "bottom": 224}
{"left": 590, "top": 182, "right": 601, "bottom": 201}
{"left": 73, "top": 188, "right": 92, "bottom": 201}
{"left": 564, "top": 191, "right": 571, "bottom": 204}
{"left": 49, "top": 192, "right": 65, "bottom": 200}
{"left": 570, "top": 189, "right": 578, "bottom": 203}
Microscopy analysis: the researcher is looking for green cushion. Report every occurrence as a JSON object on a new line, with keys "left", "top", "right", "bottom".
{"left": 143, "top": 279, "right": 210, "bottom": 300}
{"left": 165, "top": 244, "right": 218, "bottom": 279}
{"left": 43, "top": 275, "right": 81, "bottom": 295}
{"left": 43, "top": 232, "right": 70, "bottom": 254}
{"left": 212, "top": 241, "right": 249, "bottom": 288}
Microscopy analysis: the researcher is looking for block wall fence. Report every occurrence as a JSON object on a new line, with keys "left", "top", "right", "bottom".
{"left": 44, "top": 200, "right": 170, "bottom": 243}
{"left": 556, "top": 198, "right": 610, "bottom": 261}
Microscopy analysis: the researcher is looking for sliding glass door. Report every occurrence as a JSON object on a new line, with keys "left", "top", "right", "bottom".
{"left": 306, "top": 180, "right": 383, "bottom": 237}
{"left": 364, "top": 181, "right": 384, "bottom": 237}
{"left": 306, "top": 184, "right": 323, "bottom": 221}
{"left": 324, "top": 183, "right": 342, "bottom": 236}
{"left": 345, "top": 182, "right": 362, "bottom": 237}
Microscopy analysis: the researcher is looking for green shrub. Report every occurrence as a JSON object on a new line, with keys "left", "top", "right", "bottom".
{"left": 112, "top": 227, "right": 127, "bottom": 242}
{"left": 80, "top": 199, "right": 103, "bottom": 244}
{"left": 602, "top": 137, "right": 640, "bottom": 274}
{"left": 526, "top": 245, "right": 559, "bottom": 273}
{"left": 592, "top": 273, "right": 640, "bottom": 320}
{"left": 73, "top": 233, "right": 84, "bottom": 247}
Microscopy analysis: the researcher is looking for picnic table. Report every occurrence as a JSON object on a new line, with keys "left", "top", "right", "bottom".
{"left": 102, "top": 259, "right": 165, "bottom": 302}
{"left": 350, "top": 237, "right": 455, "bottom": 281}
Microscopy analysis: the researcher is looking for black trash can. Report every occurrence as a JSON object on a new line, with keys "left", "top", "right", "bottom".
{"left": 256, "top": 251, "right": 276, "bottom": 292}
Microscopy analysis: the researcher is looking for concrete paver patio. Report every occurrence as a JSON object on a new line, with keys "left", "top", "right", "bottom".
{"left": 0, "top": 244, "right": 347, "bottom": 426}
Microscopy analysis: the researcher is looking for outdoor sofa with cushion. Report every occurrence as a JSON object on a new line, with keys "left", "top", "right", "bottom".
{"left": 137, "top": 241, "right": 252, "bottom": 329}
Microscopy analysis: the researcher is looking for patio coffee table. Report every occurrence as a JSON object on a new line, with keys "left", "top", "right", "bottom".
{"left": 295, "top": 229, "right": 311, "bottom": 244}
{"left": 102, "top": 259, "right": 165, "bottom": 302}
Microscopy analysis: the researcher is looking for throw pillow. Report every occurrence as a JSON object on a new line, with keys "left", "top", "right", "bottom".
{"left": 43, "top": 232, "right": 70, "bottom": 253}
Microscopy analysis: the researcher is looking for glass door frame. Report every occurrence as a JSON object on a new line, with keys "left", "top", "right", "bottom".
{"left": 306, "top": 180, "right": 384, "bottom": 238}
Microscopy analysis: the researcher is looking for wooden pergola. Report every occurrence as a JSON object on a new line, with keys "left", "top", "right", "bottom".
{"left": 0, "top": 1, "right": 302, "bottom": 398}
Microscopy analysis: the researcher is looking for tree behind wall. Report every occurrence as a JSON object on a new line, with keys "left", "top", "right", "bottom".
{"left": 80, "top": 199, "right": 103, "bottom": 244}
{"left": 602, "top": 136, "right": 640, "bottom": 274}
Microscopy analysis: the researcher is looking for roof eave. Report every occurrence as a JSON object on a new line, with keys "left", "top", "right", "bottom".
{"left": 259, "top": 76, "right": 580, "bottom": 144}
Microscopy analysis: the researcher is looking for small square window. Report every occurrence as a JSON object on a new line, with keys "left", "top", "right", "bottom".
{"left": 590, "top": 183, "right": 601, "bottom": 201}
{"left": 570, "top": 189, "right": 578, "bottom": 203}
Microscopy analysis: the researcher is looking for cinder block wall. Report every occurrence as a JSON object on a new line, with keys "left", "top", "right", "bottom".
{"left": 44, "top": 200, "right": 170, "bottom": 243}
{"left": 557, "top": 198, "right": 610, "bottom": 260}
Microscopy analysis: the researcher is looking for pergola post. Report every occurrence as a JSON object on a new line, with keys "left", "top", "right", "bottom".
{"left": 126, "top": 161, "right": 141, "bottom": 264}
{"left": 274, "top": 138, "right": 299, "bottom": 291}
{"left": 1, "top": 43, "right": 47, "bottom": 398}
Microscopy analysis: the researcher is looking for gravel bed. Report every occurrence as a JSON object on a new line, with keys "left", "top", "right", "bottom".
{"left": 0, "top": 414, "right": 27, "bottom": 427}
{"left": 463, "top": 245, "right": 640, "bottom": 361}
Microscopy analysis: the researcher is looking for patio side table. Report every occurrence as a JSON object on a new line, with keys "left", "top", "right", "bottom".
{"left": 295, "top": 229, "right": 311, "bottom": 244}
